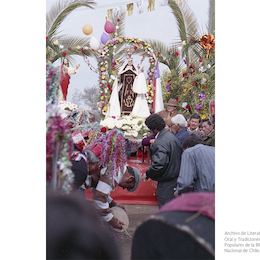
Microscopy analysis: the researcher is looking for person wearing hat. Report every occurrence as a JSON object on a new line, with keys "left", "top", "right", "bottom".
{"left": 72, "top": 137, "right": 142, "bottom": 230}
{"left": 158, "top": 98, "right": 182, "bottom": 123}
{"left": 92, "top": 165, "right": 142, "bottom": 230}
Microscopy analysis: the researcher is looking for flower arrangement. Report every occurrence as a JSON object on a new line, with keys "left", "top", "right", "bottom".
{"left": 100, "top": 115, "right": 148, "bottom": 138}
{"left": 97, "top": 36, "right": 157, "bottom": 115}
{"left": 58, "top": 101, "right": 79, "bottom": 119}
{"left": 161, "top": 34, "right": 215, "bottom": 119}
{"left": 58, "top": 101, "right": 78, "bottom": 112}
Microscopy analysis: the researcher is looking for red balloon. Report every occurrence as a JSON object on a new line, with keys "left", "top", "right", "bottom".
{"left": 104, "top": 20, "right": 115, "bottom": 34}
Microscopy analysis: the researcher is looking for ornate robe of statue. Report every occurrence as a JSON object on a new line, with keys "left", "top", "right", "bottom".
{"left": 118, "top": 63, "right": 138, "bottom": 115}
{"left": 106, "top": 49, "right": 150, "bottom": 118}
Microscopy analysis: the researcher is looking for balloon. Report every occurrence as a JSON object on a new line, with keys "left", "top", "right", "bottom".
{"left": 104, "top": 20, "right": 115, "bottom": 34}
{"left": 101, "top": 32, "right": 109, "bottom": 45}
{"left": 89, "top": 36, "right": 100, "bottom": 50}
{"left": 82, "top": 24, "right": 93, "bottom": 35}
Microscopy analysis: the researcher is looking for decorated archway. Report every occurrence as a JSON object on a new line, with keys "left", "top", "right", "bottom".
{"left": 96, "top": 36, "right": 158, "bottom": 115}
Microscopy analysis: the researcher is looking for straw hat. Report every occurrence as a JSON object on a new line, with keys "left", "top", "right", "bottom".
{"left": 166, "top": 98, "right": 178, "bottom": 107}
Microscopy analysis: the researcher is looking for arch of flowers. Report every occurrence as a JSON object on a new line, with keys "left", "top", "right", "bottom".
{"left": 97, "top": 36, "right": 158, "bottom": 115}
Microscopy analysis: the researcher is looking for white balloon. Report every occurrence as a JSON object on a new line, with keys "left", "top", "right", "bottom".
{"left": 90, "top": 36, "right": 100, "bottom": 50}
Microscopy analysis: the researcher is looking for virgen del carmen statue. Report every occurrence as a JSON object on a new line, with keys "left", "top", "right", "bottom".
{"left": 106, "top": 49, "right": 150, "bottom": 119}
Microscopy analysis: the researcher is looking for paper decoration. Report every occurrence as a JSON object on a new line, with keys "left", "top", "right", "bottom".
{"left": 106, "top": 8, "right": 112, "bottom": 20}
{"left": 115, "top": 6, "right": 122, "bottom": 17}
{"left": 136, "top": 0, "right": 144, "bottom": 14}
{"left": 148, "top": 0, "right": 155, "bottom": 12}
{"left": 127, "top": 3, "right": 134, "bottom": 16}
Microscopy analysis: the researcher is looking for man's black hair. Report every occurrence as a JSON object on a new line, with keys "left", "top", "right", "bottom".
{"left": 145, "top": 114, "right": 165, "bottom": 131}
{"left": 127, "top": 166, "right": 134, "bottom": 176}
{"left": 190, "top": 113, "right": 201, "bottom": 123}
{"left": 181, "top": 133, "right": 204, "bottom": 150}
{"left": 202, "top": 118, "right": 212, "bottom": 126}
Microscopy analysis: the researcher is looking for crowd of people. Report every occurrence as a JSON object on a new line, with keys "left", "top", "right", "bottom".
{"left": 142, "top": 98, "right": 215, "bottom": 208}
{"left": 47, "top": 97, "right": 215, "bottom": 259}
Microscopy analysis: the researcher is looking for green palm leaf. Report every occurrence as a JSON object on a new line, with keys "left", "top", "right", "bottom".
{"left": 168, "top": 0, "right": 200, "bottom": 66}
{"left": 207, "top": 0, "right": 215, "bottom": 35}
{"left": 46, "top": 0, "right": 96, "bottom": 63}
{"left": 50, "top": 36, "right": 94, "bottom": 64}
{"left": 46, "top": 0, "right": 96, "bottom": 39}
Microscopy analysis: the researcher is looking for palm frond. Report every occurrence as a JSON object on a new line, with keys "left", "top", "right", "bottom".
{"left": 110, "top": 10, "right": 126, "bottom": 39}
{"left": 46, "top": 0, "right": 96, "bottom": 38}
{"left": 48, "top": 35, "right": 93, "bottom": 64}
{"left": 59, "top": 36, "right": 91, "bottom": 49}
{"left": 207, "top": 0, "right": 215, "bottom": 35}
{"left": 168, "top": 0, "right": 201, "bottom": 66}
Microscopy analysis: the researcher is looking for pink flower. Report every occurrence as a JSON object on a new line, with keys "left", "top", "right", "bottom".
{"left": 174, "top": 52, "right": 179, "bottom": 57}
{"left": 196, "top": 104, "right": 202, "bottom": 111}
{"left": 199, "top": 93, "right": 206, "bottom": 100}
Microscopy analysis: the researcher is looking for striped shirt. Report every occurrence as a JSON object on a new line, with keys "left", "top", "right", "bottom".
{"left": 177, "top": 144, "right": 215, "bottom": 194}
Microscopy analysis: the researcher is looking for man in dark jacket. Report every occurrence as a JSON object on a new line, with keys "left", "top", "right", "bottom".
{"left": 201, "top": 119, "right": 215, "bottom": 147}
{"left": 142, "top": 114, "right": 183, "bottom": 208}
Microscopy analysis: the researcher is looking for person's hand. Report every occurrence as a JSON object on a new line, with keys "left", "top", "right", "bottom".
{"left": 112, "top": 219, "right": 125, "bottom": 230}
{"left": 142, "top": 173, "right": 148, "bottom": 182}
{"left": 150, "top": 139, "right": 155, "bottom": 144}
{"left": 174, "top": 188, "right": 179, "bottom": 198}
{"left": 116, "top": 203, "right": 126, "bottom": 212}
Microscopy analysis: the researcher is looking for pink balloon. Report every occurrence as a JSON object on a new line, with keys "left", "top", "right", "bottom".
{"left": 104, "top": 20, "right": 115, "bottom": 34}
{"left": 101, "top": 32, "right": 109, "bottom": 45}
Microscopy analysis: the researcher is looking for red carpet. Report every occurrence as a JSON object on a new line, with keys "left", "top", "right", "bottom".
{"left": 85, "top": 157, "right": 158, "bottom": 205}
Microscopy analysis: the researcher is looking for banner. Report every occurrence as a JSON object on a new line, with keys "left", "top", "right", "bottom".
{"left": 137, "top": 0, "right": 144, "bottom": 14}
{"left": 127, "top": 3, "right": 134, "bottom": 16}
{"left": 148, "top": 0, "right": 155, "bottom": 12}
{"left": 106, "top": 8, "right": 112, "bottom": 20}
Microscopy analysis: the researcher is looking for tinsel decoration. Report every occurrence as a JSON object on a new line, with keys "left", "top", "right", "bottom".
{"left": 46, "top": 103, "right": 74, "bottom": 194}
{"left": 99, "top": 129, "right": 127, "bottom": 188}
{"left": 46, "top": 63, "right": 60, "bottom": 103}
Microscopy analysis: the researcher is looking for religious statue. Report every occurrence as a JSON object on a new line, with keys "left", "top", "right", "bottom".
{"left": 58, "top": 58, "right": 80, "bottom": 101}
{"left": 106, "top": 49, "right": 150, "bottom": 118}
{"left": 118, "top": 49, "right": 138, "bottom": 115}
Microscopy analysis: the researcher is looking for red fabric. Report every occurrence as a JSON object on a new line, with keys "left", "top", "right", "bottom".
{"left": 137, "top": 150, "right": 146, "bottom": 158}
{"left": 72, "top": 130, "right": 86, "bottom": 152}
{"left": 90, "top": 143, "right": 103, "bottom": 159}
{"left": 60, "top": 66, "right": 70, "bottom": 100}
{"left": 85, "top": 157, "right": 158, "bottom": 205}
{"left": 82, "top": 129, "right": 92, "bottom": 138}
{"left": 154, "top": 192, "right": 215, "bottom": 220}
